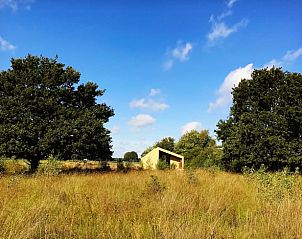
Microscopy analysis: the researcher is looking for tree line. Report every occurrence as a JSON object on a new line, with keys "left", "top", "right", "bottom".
{"left": 0, "top": 55, "right": 301, "bottom": 173}
{"left": 140, "top": 132, "right": 221, "bottom": 169}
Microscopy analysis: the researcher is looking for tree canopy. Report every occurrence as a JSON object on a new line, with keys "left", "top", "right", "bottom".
{"left": 141, "top": 132, "right": 221, "bottom": 169}
{"left": 175, "top": 130, "right": 221, "bottom": 168}
{"left": 216, "top": 68, "right": 302, "bottom": 172}
{"left": 0, "top": 55, "right": 114, "bottom": 172}
{"left": 141, "top": 137, "right": 175, "bottom": 157}
{"left": 123, "top": 151, "right": 139, "bottom": 162}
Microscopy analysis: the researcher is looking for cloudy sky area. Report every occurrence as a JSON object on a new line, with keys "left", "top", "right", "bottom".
{"left": 1, "top": 0, "right": 301, "bottom": 157}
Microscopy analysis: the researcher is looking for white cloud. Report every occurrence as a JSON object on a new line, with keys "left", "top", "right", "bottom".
{"left": 217, "top": 10, "right": 233, "bottom": 20}
{"left": 207, "top": 18, "right": 248, "bottom": 42}
{"left": 263, "top": 47, "right": 302, "bottom": 68}
{"left": 0, "top": 36, "right": 16, "bottom": 51}
{"left": 181, "top": 122, "right": 202, "bottom": 135}
{"left": 0, "top": 0, "right": 34, "bottom": 11}
{"left": 149, "top": 88, "right": 161, "bottom": 97}
{"left": 207, "top": 0, "right": 247, "bottom": 44}
{"left": 163, "top": 42, "right": 193, "bottom": 71}
{"left": 263, "top": 59, "right": 283, "bottom": 69}
{"left": 128, "top": 114, "right": 155, "bottom": 128}
{"left": 209, "top": 63, "right": 254, "bottom": 111}
{"left": 283, "top": 48, "right": 302, "bottom": 62}
{"left": 171, "top": 42, "right": 193, "bottom": 62}
{"left": 130, "top": 98, "right": 169, "bottom": 111}
{"left": 227, "top": 0, "right": 238, "bottom": 8}
{"left": 209, "top": 47, "right": 302, "bottom": 112}
{"left": 111, "top": 126, "right": 120, "bottom": 134}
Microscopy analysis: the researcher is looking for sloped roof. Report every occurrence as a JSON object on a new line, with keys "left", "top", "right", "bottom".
{"left": 154, "top": 147, "right": 184, "bottom": 159}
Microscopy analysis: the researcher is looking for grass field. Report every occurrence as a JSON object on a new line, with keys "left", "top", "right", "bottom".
{"left": 1, "top": 169, "right": 302, "bottom": 238}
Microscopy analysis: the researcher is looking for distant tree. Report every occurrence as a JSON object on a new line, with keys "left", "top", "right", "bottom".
{"left": 0, "top": 55, "right": 114, "bottom": 172}
{"left": 216, "top": 68, "right": 302, "bottom": 172}
{"left": 141, "top": 137, "right": 175, "bottom": 157}
{"left": 175, "top": 130, "right": 221, "bottom": 168}
{"left": 124, "top": 151, "right": 138, "bottom": 162}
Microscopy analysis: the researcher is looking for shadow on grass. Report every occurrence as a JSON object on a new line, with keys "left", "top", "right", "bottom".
{"left": 61, "top": 166, "right": 112, "bottom": 175}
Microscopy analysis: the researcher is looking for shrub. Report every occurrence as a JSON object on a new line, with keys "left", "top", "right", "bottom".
{"left": 156, "top": 160, "right": 169, "bottom": 170}
{"left": 170, "top": 163, "right": 176, "bottom": 169}
{"left": 243, "top": 164, "right": 297, "bottom": 200}
{"left": 99, "top": 161, "right": 111, "bottom": 171}
{"left": 37, "top": 156, "right": 62, "bottom": 176}
{"left": 186, "top": 170, "right": 198, "bottom": 185}
{"left": 145, "top": 175, "right": 166, "bottom": 195}
{"left": 116, "top": 159, "right": 130, "bottom": 173}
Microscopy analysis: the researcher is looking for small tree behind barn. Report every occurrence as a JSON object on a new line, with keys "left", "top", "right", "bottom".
{"left": 124, "top": 151, "right": 139, "bottom": 162}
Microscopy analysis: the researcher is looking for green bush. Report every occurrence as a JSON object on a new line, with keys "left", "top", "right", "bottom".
{"left": 145, "top": 175, "right": 166, "bottom": 195}
{"left": 186, "top": 170, "right": 198, "bottom": 185}
{"left": 116, "top": 159, "right": 129, "bottom": 173}
{"left": 243, "top": 165, "right": 297, "bottom": 200}
{"left": 99, "top": 161, "right": 111, "bottom": 171}
{"left": 37, "top": 156, "right": 62, "bottom": 176}
{"left": 156, "top": 160, "right": 169, "bottom": 170}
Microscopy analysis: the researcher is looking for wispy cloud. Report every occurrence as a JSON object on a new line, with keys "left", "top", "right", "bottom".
{"left": 264, "top": 47, "right": 302, "bottom": 68}
{"left": 128, "top": 114, "right": 155, "bottom": 128}
{"left": 283, "top": 48, "right": 302, "bottom": 62}
{"left": 149, "top": 88, "right": 161, "bottom": 97}
{"left": 0, "top": 0, "right": 34, "bottom": 11}
{"left": 227, "top": 0, "right": 238, "bottom": 8}
{"left": 263, "top": 59, "right": 283, "bottom": 69}
{"left": 163, "top": 42, "right": 193, "bottom": 71}
{"left": 206, "top": 0, "right": 248, "bottom": 44}
{"left": 217, "top": 10, "right": 233, "bottom": 20}
{"left": 208, "top": 63, "right": 254, "bottom": 111}
{"left": 181, "top": 121, "right": 202, "bottom": 135}
{"left": 171, "top": 42, "right": 193, "bottom": 62}
{"left": 0, "top": 36, "right": 16, "bottom": 51}
{"left": 130, "top": 88, "right": 169, "bottom": 112}
{"left": 130, "top": 98, "right": 169, "bottom": 112}
{"left": 207, "top": 17, "right": 248, "bottom": 42}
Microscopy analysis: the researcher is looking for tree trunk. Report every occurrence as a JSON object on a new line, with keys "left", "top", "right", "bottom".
{"left": 29, "top": 158, "right": 40, "bottom": 173}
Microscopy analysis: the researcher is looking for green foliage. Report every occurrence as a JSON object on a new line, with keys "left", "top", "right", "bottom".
{"left": 243, "top": 165, "right": 298, "bottom": 200}
{"left": 5, "top": 159, "right": 28, "bottom": 174}
{"left": 141, "top": 137, "right": 175, "bottom": 157}
{"left": 216, "top": 68, "right": 302, "bottom": 172}
{"left": 156, "top": 160, "right": 170, "bottom": 170}
{"left": 175, "top": 130, "right": 221, "bottom": 169}
{"left": 186, "top": 170, "right": 199, "bottom": 185}
{"left": 145, "top": 175, "right": 166, "bottom": 195}
{"left": 37, "top": 156, "right": 62, "bottom": 176}
{"left": 0, "top": 55, "right": 114, "bottom": 172}
{"left": 123, "top": 151, "right": 138, "bottom": 162}
{"left": 99, "top": 161, "right": 111, "bottom": 171}
{"left": 116, "top": 159, "right": 132, "bottom": 173}
{"left": 116, "top": 159, "right": 125, "bottom": 172}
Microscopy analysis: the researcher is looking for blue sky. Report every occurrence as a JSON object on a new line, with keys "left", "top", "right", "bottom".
{"left": 1, "top": 0, "right": 301, "bottom": 157}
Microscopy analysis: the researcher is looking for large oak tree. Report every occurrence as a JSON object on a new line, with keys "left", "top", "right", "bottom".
{"left": 216, "top": 68, "right": 302, "bottom": 172}
{"left": 0, "top": 55, "right": 114, "bottom": 172}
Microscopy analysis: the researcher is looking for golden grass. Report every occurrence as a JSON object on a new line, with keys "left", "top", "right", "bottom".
{"left": 0, "top": 170, "right": 302, "bottom": 238}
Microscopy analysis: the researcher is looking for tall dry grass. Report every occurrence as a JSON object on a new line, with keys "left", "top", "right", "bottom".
{"left": 0, "top": 169, "right": 302, "bottom": 238}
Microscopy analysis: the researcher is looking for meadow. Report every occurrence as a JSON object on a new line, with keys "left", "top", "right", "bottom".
{"left": 1, "top": 164, "right": 302, "bottom": 239}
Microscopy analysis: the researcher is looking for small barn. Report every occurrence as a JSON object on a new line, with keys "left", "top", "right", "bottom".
{"left": 141, "top": 147, "right": 184, "bottom": 169}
